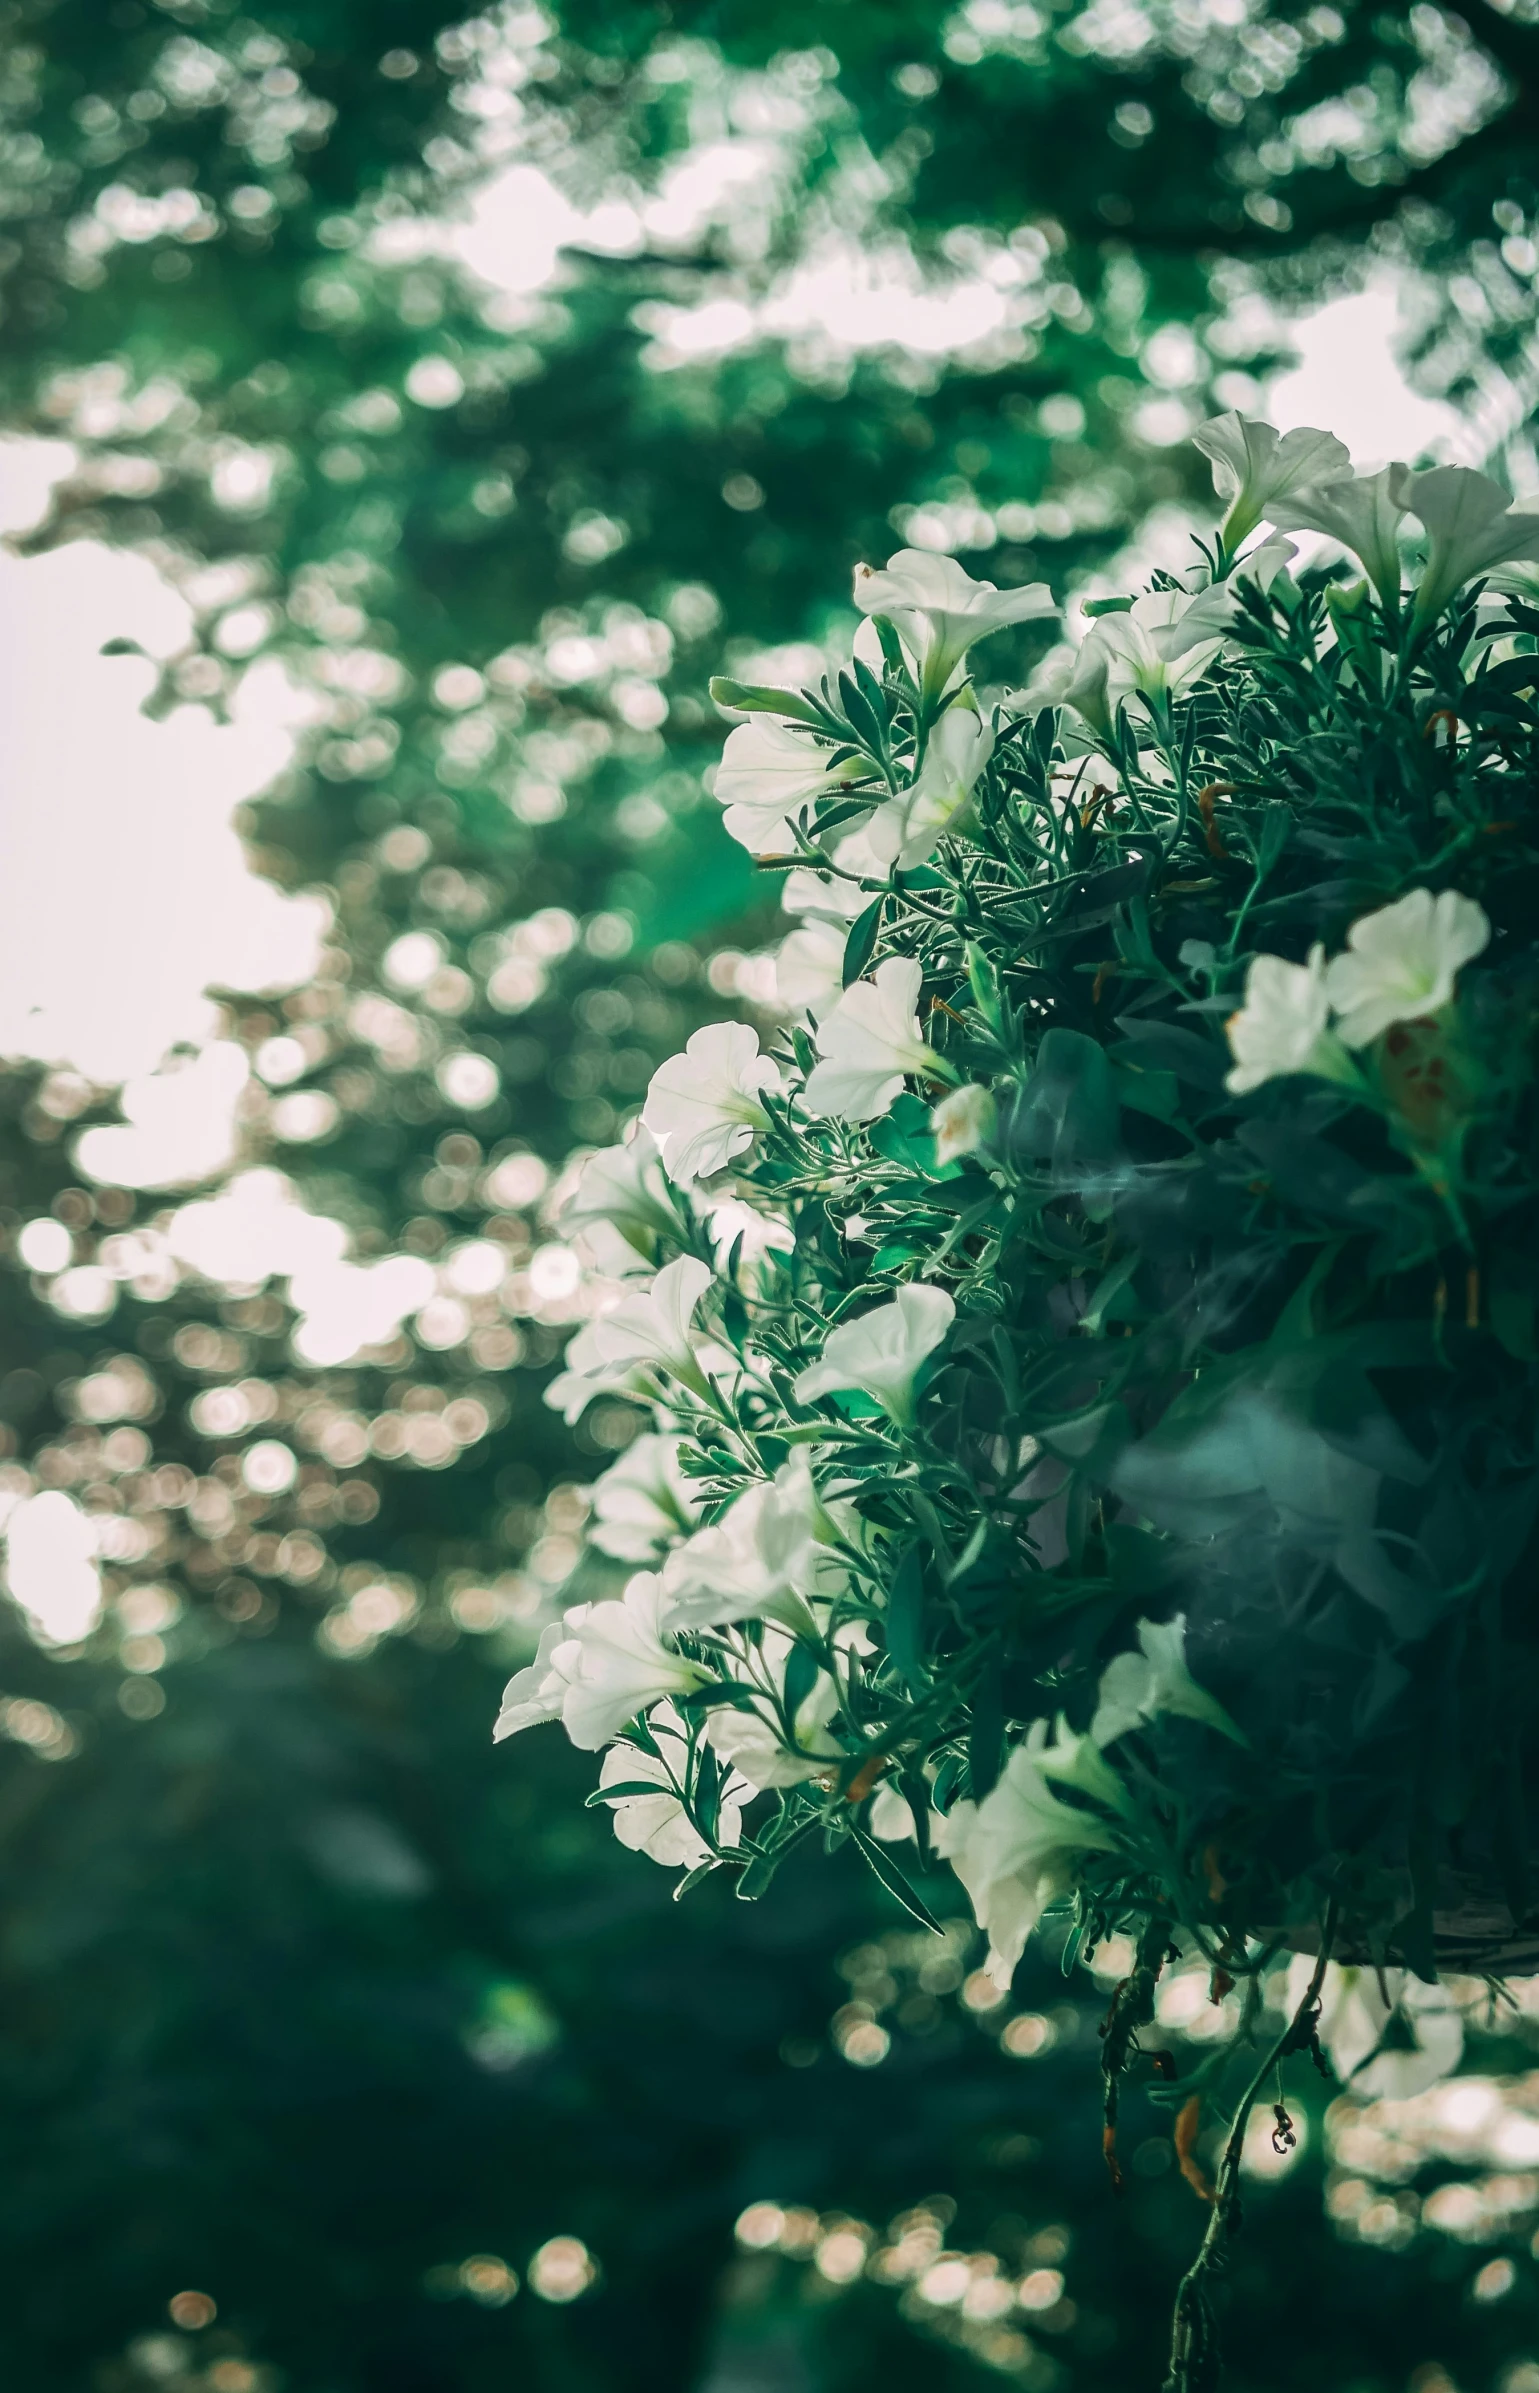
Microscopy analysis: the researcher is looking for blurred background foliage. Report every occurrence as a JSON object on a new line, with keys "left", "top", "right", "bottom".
{"left": 4, "top": 0, "right": 1539, "bottom": 2386}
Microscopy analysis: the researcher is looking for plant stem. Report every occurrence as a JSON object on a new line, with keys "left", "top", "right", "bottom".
{"left": 1162, "top": 1902, "right": 1338, "bottom": 2393}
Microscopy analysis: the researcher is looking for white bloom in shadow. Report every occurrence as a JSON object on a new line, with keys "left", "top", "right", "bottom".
{"left": 704, "top": 1621, "right": 850, "bottom": 1790}
{"left": 661, "top": 1453, "right": 850, "bottom": 1632}
{"left": 1324, "top": 887, "right": 1490, "bottom": 1048}
{"left": 642, "top": 1023, "right": 782, "bottom": 1183}
{"left": 1282, "top": 1958, "right": 1463, "bottom": 2099}
{"left": 588, "top": 1254, "right": 714, "bottom": 1397}
{"left": 600, "top": 1700, "right": 748, "bottom": 1869}
{"left": 1193, "top": 412, "right": 1351, "bottom": 550}
{"left": 866, "top": 709, "right": 994, "bottom": 871}
{"left": 931, "top": 1082, "right": 996, "bottom": 1164}
{"left": 1226, "top": 947, "right": 1355, "bottom": 1095}
{"left": 714, "top": 717, "right": 868, "bottom": 853}
{"left": 1153, "top": 536, "right": 1297, "bottom": 663}
{"left": 589, "top": 1432, "right": 702, "bottom": 1564}
{"left": 1397, "top": 465, "right": 1539, "bottom": 625}
{"left": 853, "top": 548, "right": 1055, "bottom": 700}
{"left": 794, "top": 1282, "right": 955, "bottom": 1426}
{"left": 1090, "top": 1613, "right": 1245, "bottom": 1746}
{"left": 803, "top": 956, "right": 932, "bottom": 1122}
{"left": 933, "top": 1736, "right": 1122, "bottom": 1987}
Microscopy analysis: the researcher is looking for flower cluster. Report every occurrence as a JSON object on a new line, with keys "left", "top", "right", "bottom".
{"left": 500, "top": 417, "right": 1539, "bottom": 2156}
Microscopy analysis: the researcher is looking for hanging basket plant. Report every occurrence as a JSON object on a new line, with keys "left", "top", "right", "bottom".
{"left": 497, "top": 414, "right": 1539, "bottom": 2387}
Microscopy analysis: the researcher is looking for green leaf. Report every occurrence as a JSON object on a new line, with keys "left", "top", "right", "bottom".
{"left": 849, "top": 1826, "right": 943, "bottom": 1932}
{"left": 707, "top": 675, "right": 823, "bottom": 724}
{"left": 884, "top": 1546, "right": 927, "bottom": 1691}
{"left": 843, "top": 894, "right": 885, "bottom": 987}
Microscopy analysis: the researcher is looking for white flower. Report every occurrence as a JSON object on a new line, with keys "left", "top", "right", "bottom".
{"left": 1033, "top": 1717, "right": 1135, "bottom": 1816}
{"left": 853, "top": 548, "right": 1056, "bottom": 700}
{"left": 1398, "top": 464, "right": 1539, "bottom": 625}
{"left": 1225, "top": 946, "right": 1355, "bottom": 1095}
{"left": 558, "top": 1572, "right": 708, "bottom": 1751}
{"left": 865, "top": 708, "right": 994, "bottom": 871}
{"left": 803, "top": 956, "right": 933, "bottom": 1122}
{"left": 1153, "top": 536, "right": 1297, "bottom": 663}
{"left": 588, "top": 1433, "right": 702, "bottom": 1564}
{"left": 587, "top": 1254, "right": 715, "bottom": 1397}
{"left": 642, "top": 1023, "right": 782, "bottom": 1184}
{"left": 704, "top": 1621, "right": 846, "bottom": 1790}
{"left": 868, "top": 1782, "right": 917, "bottom": 1842}
{"left": 543, "top": 1319, "right": 651, "bottom": 1423}
{"left": 774, "top": 920, "right": 847, "bottom": 1018}
{"left": 1269, "top": 466, "right": 1408, "bottom": 605}
{"left": 704, "top": 1194, "right": 795, "bottom": 1272}
{"left": 1059, "top": 590, "right": 1223, "bottom": 733}
{"left": 493, "top": 1618, "right": 576, "bottom": 1740}
{"left": 933, "top": 1740, "right": 1121, "bottom": 1987}
{"left": 660, "top": 1453, "right": 849, "bottom": 1632}
{"left": 781, "top": 865, "right": 869, "bottom": 923}
{"left": 713, "top": 717, "right": 867, "bottom": 854}
{"left": 1282, "top": 1958, "right": 1463, "bottom": 2100}
{"left": 1323, "top": 888, "right": 1491, "bottom": 1049}
{"left": 794, "top": 1282, "right": 955, "bottom": 1426}
{"left": 559, "top": 1127, "right": 683, "bottom": 1264}
{"left": 600, "top": 1701, "right": 748, "bottom": 1869}
{"left": 931, "top": 1083, "right": 996, "bottom": 1164}
{"left": 1193, "top": 413, "right": 1352, "bottom": 550}
{"left": 1090, "top": 1613, "right": 1245, "bottom": 1747}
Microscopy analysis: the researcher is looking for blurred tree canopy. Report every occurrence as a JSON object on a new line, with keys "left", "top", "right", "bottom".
{"left": 3, "top": 0, "right": 1539, "bottom": 2386}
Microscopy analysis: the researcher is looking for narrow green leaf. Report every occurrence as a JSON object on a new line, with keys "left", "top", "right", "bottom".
{"left": 850, "top": 1825, "right": 943, "bottom": 1932}
{"left": 843, "top": 895, "right": 884, "bottom": 987}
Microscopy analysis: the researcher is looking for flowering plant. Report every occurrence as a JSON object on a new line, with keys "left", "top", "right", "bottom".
{"left": 502, "top": 418, "right": 1539, "bottom": 2385}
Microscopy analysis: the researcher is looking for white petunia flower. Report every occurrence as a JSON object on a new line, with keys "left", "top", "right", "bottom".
{"left": 704, "top": 1620, "right": 846, "bottom": 1790}
{"left": 774, "top": 919, "right": 847, "bottom": 1018}
{"left": 803, "top": 955, "right": 933, "bottom": 1122}
{"left": 1225, "top": 946, "right": 1356, "bottom": 1096}
{"left": 1398, "top": 464, "right": 1539, "bottom": 626}
{"left": 704, "top": 1194, "right": 795, "bottom": 1271}
{"left": 588, "top": 1433, "right": 702, "bottom": 1564}
{"left": 558, "top": 1571, "right": 707, "bottom": 1751}
{"left": 713, "top": 717, "right": 868, "bottom": 854}
{"left": 543, "top": 1318, "right": 652, "bottom": 1423}
{"left": 1152, "top": 535, "right": 1297, "bottom": 663}
{"left": 1281, "top": 1957, "right": 1463, "bottom": 2100}
{"left": 493, "top": 1618, "right": 576, "bottom": 1740}
{"left": 1193, "top": 413, "right": 1352, "bottom": 550}
{"left": 660, "top": 1453, "right": 850, "bottom": 1632}
{"left": 587, "top": 1254, "right": 715, "bottom": 1397}
{"left": 1269, "top": 466, "right": 1408, "bottom": 605}
{"left": 599, "top": 1700, "right": 748, "bottom": 1869}
{"left": 1323, "top": 887, "right": 1491, "bottom": 1049}
{"left": 865, "top": 708, "right": 994, "bottom": 870}
{"left": 1090, "top": 1613, "right": 1245, "bottom": 1747}
{"left": 1057, "top": 589, "right": 1224, "bottom": 734}
{"left": 853, "top": 548, "right": 1056, "bottom": 701}
{"left": 642, "top": 1023, "right": 783, "bottom": 1183}
{"left": 931, "top": 1082, "right": 996, "bottom": 1164}
{"left": 933, "top": 1737, "right": 1122, "bottom": 1987}
{"left": 794, "top": 1282, "right": 955, "bottom": 1426}
{"left": 781, "top": 865, "right": 870, "bottom": 923}
{"left": 559, "top": 1126, "right": 684, "bottom": 1265}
